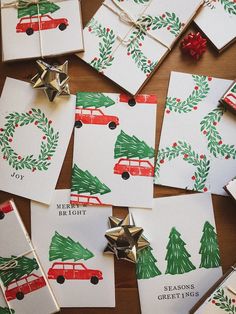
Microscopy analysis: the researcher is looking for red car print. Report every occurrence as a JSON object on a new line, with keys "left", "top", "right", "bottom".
{"left": 114, "top": 158, "right": 154, "bottom": 179}
{"left": 119, "top": 94, "right": 157, "bottom": 106}
{"left": 224, "top": 93, "right": 236, "bottom": 109}
{"left": 5, "top": 274, "right": 46, "bottom": 301}
{"left": 70, "top": 194, "right": 105, "bottom": 206}
{"left": 48, "top": 262, "right": 103, "bottom": 285}
{"left": 16, "top": 15, "right": 68, "bottom": 35}
{"left": 0, "top": 201, "right": 14, "bottom": 220}
{"left": 75, "top": 108, "right": 119, "bottom": 129}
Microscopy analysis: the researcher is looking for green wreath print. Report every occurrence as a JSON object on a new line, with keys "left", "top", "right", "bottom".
{"left": 211, "top": 288, "right": 236, "bottom": 313}
{"left": 155, "top": 141, "right": 210, "bottom": 191}
{"left": 218, "top": 0, "right": 236, "bottom": 15}
{"left": 127, "top": 13, "right": 182, "bottom": 75}
{"left": 166, "top": 75, "right": 211, "bottom": 113}
{"left": 200, "top": 106, "right": 236, "bottom": 159}
{"left": 0, "top": 108, "right": 59, "bottom": 171}
{"left": 87, "top": 18, "right": 116, "bottom": 72}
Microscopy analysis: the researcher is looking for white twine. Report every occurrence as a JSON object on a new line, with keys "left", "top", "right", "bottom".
{"left": 103, "top": 0, "right": 171, "bottom": 49}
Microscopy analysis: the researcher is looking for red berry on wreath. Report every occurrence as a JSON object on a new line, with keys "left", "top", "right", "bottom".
{"left": 192, "top": 176, "right": 196, "bottom": 180}
{"left": 43, "top": 136, "right": 46, "bottom": 140}
{"left": 203, "top": 187, "right": 208, "bottom": 192}
{"left": 29, "top": 110, "right": 32, "bottom": 114}
{"left": 147, "top": 60, "right": 151, "bottom": 64}
{"left": 203, "top": 130, "right": 207, "bottom": 135}
{"left": 183, "top": 154, "right": 188, "bottom": 158}
{"left": 200, "top": 154, "right": 205, "bottom": 159}
{"left": 15, "top": 124, "right": 18, "bottom": 127}
{"left": 94, "top": 57, "right": 98, "bottom": 61}
{"left": 18, "top": 156, "right": 22, "bottom": 160}
{"left": 3, "top": 156, "right": 6, "bottom": 160}
{"left": 160, "top": 159, "right": 164, "bottom": 164}
{"left": 172, "top": 142, "right": 177, "bottom": 147}
{"left": 166, "top": 109, "right": 170, "bottom": 114}
{"left": 213, "top": 121, "right": 217, "bottom": 126}
{"left": 139, "top": 43, "right": 142, "bottom": 47}
{"left": 162, "top": 14, "right": 166, "bottom": 18}
{"left": 193, "top": 106, "right": 198, "bottom": 110}
{"left": 88, "top": 27, "right": 92, "bottom": 32}
{"left": 212, "top": 300, "right": 216, "bottom": 304}
{"left": 0, "top": 128, "right": 3, "bottom": 132}
{"left": 180, "top": 32, "right": 207, "bottom": 61}
{"left": 32, "top": 168, "right": 36, "bottom": 172}
{"left": 225, "top": 155, "right": 230, "bottom": 159}
{"left": 9, "top": 138, "right": 12, "bottom": 142}
{"left": 176, "top": 98, "right": 181, "bottom": 102}
{"left": 106, "top": 28, "right": 110, "bottom": 32}
{"left": 208, "top": 77, "right": 212, "bottom": 81}
{"left": 49, "top": 120, "right": 52, "bottom": 124}
{"left": 218, "top": 140, "right": 223, "bottom": 145}
{"left": 127, "top": 52, "right": 131, "bottom": 56}
{"left": 232, "top": 299, "right": 235, "bottom": 303}
{"left": 47, "top": 156, "right": 51, "bottom": 160}
{"left": 167, "top": 26, "right": 170, "bottom": 30}
{"left": 194, "top": 86, "right": 199, "bottom": 90}
{"left": 34, "top": 121, "right": 38, "bottom": 125}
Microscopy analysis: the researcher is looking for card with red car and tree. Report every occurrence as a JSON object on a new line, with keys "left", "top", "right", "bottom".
{"left": 70, "top": 92, "right": 157, "bottom": 208}
{"left": 0, "top": 200, "right": 59, "bottom": 314}
{"left": 1, "top": 0, "right": 83, "bottom": 61}
{"left": 31, "top": 189, "right": 115, "bottom": 308}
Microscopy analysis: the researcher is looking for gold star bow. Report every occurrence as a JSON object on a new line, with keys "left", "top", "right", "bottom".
{"left": 31, "top": 60, "right": 70, "bottom": 102}
{"left": 104, "top": 214, "right": 149, "bottom": 263}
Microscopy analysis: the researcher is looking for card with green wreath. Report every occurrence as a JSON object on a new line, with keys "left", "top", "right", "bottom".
{"left": 70, "top": 92, "right": 157, "bottom": 208}
{"left": 31, "top": 189, "right": 115, "bottom": 307}
{"left": 194, "top": 0, "right": 236, "bottom": 52}
{"left": 154, "top": 71, "right": 236, "bottom": 196}
{"left": 130, "top": 193, "right": 222, "bottom": 314}
{"left": 77, "top": 0, "right": 202, "bottom": 95}
{"left": 0, "top": 77, "right": 75, "bottom": 204}
{"left": 1, "top": 0, "right": 84, "bottom": 61}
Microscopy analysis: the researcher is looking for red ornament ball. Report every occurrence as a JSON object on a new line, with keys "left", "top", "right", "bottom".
{"left": 180, "top": 32, "right": 207, "bottom": 60}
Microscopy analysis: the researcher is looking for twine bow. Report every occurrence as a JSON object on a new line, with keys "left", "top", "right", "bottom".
{"left": 103, "top": 0, "right": 171, "bottom": 49}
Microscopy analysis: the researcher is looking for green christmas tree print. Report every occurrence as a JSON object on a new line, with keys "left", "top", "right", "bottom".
{"left": 200, "top": 106, "right": 236, "bottom": 159}
{"left": 136, "top": 247, "right": 161, "bottom": 279}
{"left": 212, "top": 288, "right": 236, "bottom": 313}
{"left": 18, "top": 0, "right": 60, "bottom": 18}
{"left": 71, "top": 164, "right": 111, "bottom": 195}
{"left": 49, "top": 231, "right": 94, "bottom": 261}
{"left": 199, "top": 221, "right": 221, "bottom": 269}
{"left": 114, "top": 130, "right": 155, "bottom": 159}
{"left": 0, "top": 256, "right": 39, "bottom": 287}
{"left": 165, "top": 227, "right": 196, "bottom": 275}
{"left": 76, "top": 92, "right": 115, "bottom": 109}
{"left": 0, "top": 307, "right": 15, "bottom": 314}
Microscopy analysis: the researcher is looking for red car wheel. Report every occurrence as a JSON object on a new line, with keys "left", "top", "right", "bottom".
{"left": 26, "top": 28, "right": 34, "bottom": 35}
{"left": 0, "top": 211, "right": 5, "bottom": 220}
{"left": 16, "top": 292, "right": 24, "bottom": 300}
{"left": 90, "top": 276, "right": 99, "bottom": 285}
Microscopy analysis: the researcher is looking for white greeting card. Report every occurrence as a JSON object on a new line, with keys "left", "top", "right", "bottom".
{"left": 194, "top": 0, "right": 236, "bottom": 51}
{"left": 77, "top": 0, "right": 202, "bottom": 95}
{"left": 1, "top": 0, "right": 84, "bottom": 61}
{"left": 0, "top": 200, "right": 59, "bottom": 314}
{"left": 154, "top": 71, "right": 236, "bottom": 196}
{"left": 31, "top": 189, "right": 115, "bottom": 308}
{"left": 225, "top": 177, "right": 236, "bottom": 200}
{"left": 70, "top": 92, "right": 157, "bottom": 208}
{"left": 193, "top": 269, "right": 236, "bottom": 314}
{"left": 0, "top": 77, "right": 75, "bottom": 204}
{"left": 130, "top": 193, "right": 222, "bottom": 314}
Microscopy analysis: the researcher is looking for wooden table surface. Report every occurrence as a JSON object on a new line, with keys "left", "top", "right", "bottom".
{"left": 0, "top": 1, "right": 236, "bottom": 313}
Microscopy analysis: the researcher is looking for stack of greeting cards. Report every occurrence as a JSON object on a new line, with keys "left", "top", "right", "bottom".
{"left": 1, "top": 0, "right": 84, "bottom": 61}
{"left": 78, "top": 0, "right": 202, "bottom": 94}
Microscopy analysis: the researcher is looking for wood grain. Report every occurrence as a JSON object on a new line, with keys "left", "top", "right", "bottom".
{"left": 0, "top": 1, "right": 236, "bottom": 313}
